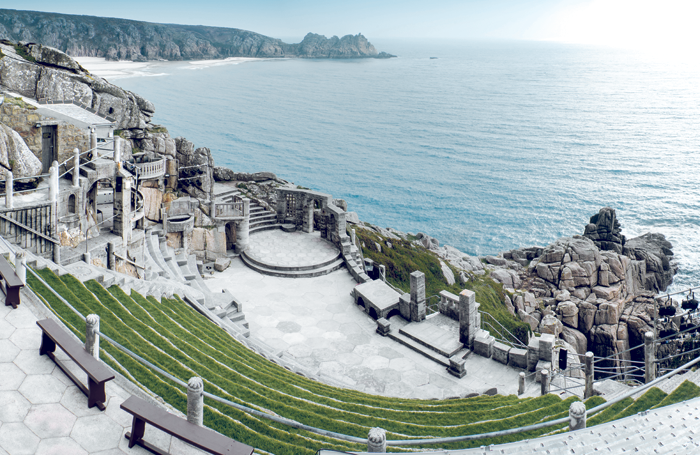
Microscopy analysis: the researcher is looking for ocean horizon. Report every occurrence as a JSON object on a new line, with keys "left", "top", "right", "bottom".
{"left": 85, "top": 39, "right": 700, "bottom": 294}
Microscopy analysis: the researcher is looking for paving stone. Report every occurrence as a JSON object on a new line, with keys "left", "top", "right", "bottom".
{"left": 13, "top": 350, "right": 55, "bottom": 375}
{"left": 0, "top": 319, "right": 16, "bottom": 340}
{"left": 389, "top": 357, "right": 417, "bottom": 372}
{"left": 373, "top": 368, "right": 402, "bottom": 384}
{"left": 24, "top": 404, "right": 76, "bottom": 438}
{"left": 0, "top": 340, "right": 20, "bottom": 362}
{"left": 0, "top": 392, "right": 31, "bottom": 422}
{"left": 0, "top": 364, "right": 26, "bottom": 391}
{"left": 402, "top": 370, "right": 430, "bottom": 388}
{"left": 18, "top": 375, "right": 66, "bottom": 404}
{"left": 0, "top": 422, "right": 40, "bottom": 455}
{"left": 71, "top": 415, "right": 123, "bottom": 453}
{"left": 413, "top": 383, "right": 443, "bottom": 400}
{"left": 4, "top": 308, "right": 38, "bottom": 330}
{"left": 362, "top": 355, "right": 390, "bottom": 370}
{"left": 9, "top": 328, "right": 42, "bottom": 351}
{"left": 35, "top": 437, "right": 88, "bottom": 455}
{"left": 336, "top": 353, "right": 363, "bottom": 366}
{"left": 277, "top": 321, "right": 302, "bottom": 335}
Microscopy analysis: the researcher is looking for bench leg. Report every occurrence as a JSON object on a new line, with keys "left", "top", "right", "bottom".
{"left": 127, "top": 416, "right": 146, "bottom": 449}
{"left": 87, "top": 377, "right": 107, "bottom": 410}
{"left": 39, "top": 332, "right": 56, "bottom": 357}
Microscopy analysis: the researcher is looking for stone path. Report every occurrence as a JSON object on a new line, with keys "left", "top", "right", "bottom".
{"left": 244, "top": 230, "right": 340, "bottom": 268}
{"left": 206, "top": 245, "right": 541, "bottom": 399}
{"left": 0, "top": 293, "right": 205, "bottom": 455}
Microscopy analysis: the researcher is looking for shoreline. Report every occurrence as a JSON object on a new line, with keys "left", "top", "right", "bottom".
{"left": 75, "top": 56, "right": 266, "bottom": 79}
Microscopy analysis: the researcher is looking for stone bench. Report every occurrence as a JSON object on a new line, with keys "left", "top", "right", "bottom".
{"left": 0, "top": 255, "right": 24, "bottom": 309}
{"left": 37, "top": 318, "right": 115, "bottom": 410}
{"left": 121, "top": 395, "right": 254, "bottom": 455}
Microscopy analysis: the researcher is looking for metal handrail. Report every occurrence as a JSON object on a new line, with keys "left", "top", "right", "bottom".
{"left": 479, "top": 310, "right": 527, "bottom": 348}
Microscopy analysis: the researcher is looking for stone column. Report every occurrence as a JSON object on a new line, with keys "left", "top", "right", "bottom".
{"left": 15, "top": 250, "right": 26, "bottom": 285}
{"left": 584, "top": 351, "right": 594, "bottom": 399}
{"left": 367, "top": 427, "right": 386, "bottom": 453}
{"left": 518, "top": 371, "right": 525, "bottom": 395}
{"left": 379, "top": 264, "right": 386, "bottom": 282}
{"left": 49, "top": 161, "right": 58, "bottom": 203}
{"left": 540, "top": 369, "right": 550, "bottom": 396}
{"left": 236, "top": 199, "right": 250, "bottom": 253}
{"left": 275, "top": 189, "right": 286, "bottom": 224}
{"left": 5, "top": 169, "right": 13, "bottom": 209}
{"left": 303, "top": 202, "right": 313, "bottom": 233}
{"left": 569, "top": 402, "right": 587, "bottom": 431}
{"left": 90, "top": 127, "right": 97, "bottom": 153}
{"left": 459, "top": 289, "right": 477, "bottom": 348}
{"left": 53, "top": 244, "right": 61, "bottom": 264}
{"left": 85, "top": 314, "right": 100, "bottom": 359}
{"left": 72, "top": 148, "right": 80, "bottom": 187}
{"left": 187, "top": 377, "right": 204, "bottom": 426}
{"left": 112, "top": 175, "right": 132, "bottom": 242}
{"left": 410, "top": 271, "right": 426, "bottom": 322}
{"left": 107, "top": 242, "right": 115, "bottom": 271}
{"left": 645, "top": 331, "right": 656, "bottom": 383}
{"left": 113, "top": 136, "right": 121, "bottom": 163}
{"left": 351, "top": 228, "right": 356, "bottom": 246}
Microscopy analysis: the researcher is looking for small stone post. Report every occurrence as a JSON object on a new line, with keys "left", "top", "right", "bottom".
{"left": 49, "top": 161, "right": 58, "bottom": 203}
{"left": 569, "top": 401, "right": 587, "bottom": 431}
{"left": 459, "top": 289, "right": 477, "bottom": 348}
{"left": 645, "top": 331, "right": 656, "bottom": 383}
{"left": 73, "top": 148, "right": 80, "bottom": 187}
{"left": 90, "top": 127, "right": 97, "bottom": 153}
{"left": 5, "top": 169, "right": 13, "bottom": 209}
{"left": 379, "top": 264, "right": 386, "bottom": 282}
{"left": 113, "top": 136, "right": 121, "bottom": 163}
{"left": 584, "top": 351, "right": 594, "bottom": 399}
{"left": 236, "top": 199, "right": 250, "bottom": 253}
{"left": 15, "top": 250, "right": 26, "bottom": 285}
{"left": 53, "top": 244, "right": 61, "bottom": 264}
{"left": 187, "top": 377, "right": 204, "bottom": 426}
{"left": 85, "top": 314, "right": 100, "bottom": 359}
{"left": 351, "top": 228, "right": 356, "bottom": 246}
{"left": 367, "top": 427, "right": 386, "bottom": 453}
{"left": 409, "top": 271, "right": 426, "bottom": 322}
{"left": 540, "top": 369, "right": 550, "bottom": 396}
{"left": 518, "top": 371, "right": 525, "bottom": 395}
{"left": 107, "top": 242, "right": 115, "bottom": 271}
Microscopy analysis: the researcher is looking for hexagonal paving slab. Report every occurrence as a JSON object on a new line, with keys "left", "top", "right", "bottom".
{"left": 24, "top": 403, "right": 77, "bottom": 438}
{"left": 13, "top": 350, "right": 55, "bottom": 375}
{"left": 0, "top": 392, "right": 31, "bottom": 422}
{"left": 0, "top": 340, "right": 20, "bottom": 363}
{"left": 0, "top": 422, "right": 40, "bottom": 455}
{"left": 35, "top": 437, "right": 88, "bottom": 455}
{"left": 0, "top": 319, "right": 16, "bottom": 340}
{"left": 18, "top": 375, "right": 67, "bottom": 404}
{"left": 0, "top": 364, "right": 26, "bottom": 392}
{"left": 70, "top": 415, "right": 123, "bottom": 453}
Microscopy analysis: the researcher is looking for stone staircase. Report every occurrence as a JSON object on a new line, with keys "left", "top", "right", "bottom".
{"left": 340, "top": 235, "right": 370, "bottom": 283}
{"left": 240, "top": 250, "right": 345, "bottom": 278}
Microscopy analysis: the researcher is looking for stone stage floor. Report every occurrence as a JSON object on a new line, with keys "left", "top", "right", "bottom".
{"left": 244, "top": 230, "right": 340, "bottom": 268}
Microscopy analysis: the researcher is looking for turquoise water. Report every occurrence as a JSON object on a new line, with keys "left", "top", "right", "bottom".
{"left": 113, "top": 40, "right": 700, "bottom": 292}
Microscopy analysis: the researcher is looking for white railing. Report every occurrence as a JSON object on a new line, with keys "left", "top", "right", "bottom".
{"left": 214, "top": 196, "right": 247, "bottom": 219}
{"left": 131, "top": 159, "right": 166, "bottom": 180}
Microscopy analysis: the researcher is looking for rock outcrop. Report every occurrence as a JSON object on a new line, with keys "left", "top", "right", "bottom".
{"left": 0, "top": 122, "right": 41, "bottom": 177}
{"left": 583, "top": 207, "right": 625, "bottom": 253}
{"left": 0, "top": 9, "right": 395, "bottom": 61}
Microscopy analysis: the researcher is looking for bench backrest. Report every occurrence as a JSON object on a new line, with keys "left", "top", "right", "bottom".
{"left": 0, "top": 255, "right": 24, "bottom": 287}
{"left": 36, "top": 318, "right": 114, "bottom": 384}
{"left": 120, "top": 395, "right": 254, "bottom": 455}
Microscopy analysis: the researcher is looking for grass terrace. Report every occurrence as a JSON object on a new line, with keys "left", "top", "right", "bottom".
{"left": 26, "top": 268, "right": 700, "bottom": 454}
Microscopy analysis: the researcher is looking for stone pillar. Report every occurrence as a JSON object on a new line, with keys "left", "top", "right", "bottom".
{"left": 236, "top": 199, "right": 250, "bottom": 253}
{"left": 83, "top": 252, "right": 91, "bottom": 265}
{"left": 5, "top": 169, "right": 12, "bottom": 209}
{"left": 85, "top": 314, "right": 100, "bottom": 359}
{"left": 15, "top": 250, "right": 26, "bottom": 285}
{"left": 53, "top": 243, "right": 61, "bottom": 264}
{"left": 379, "top": 264, "right": 386, "bottom": 282}
{"left": 107, "top": 242, "right": 115, "bottom": 271}
{"left": 410, "top": 271, "right": 426, "bottom": 322}
{"left": 459, "top": 289, "right": 477, "bottom": 348}
{"left": 540, "top": 369, "right": 550, "bottom": 396}
{"left": 518, "top": 371, "right": 525, "bottom": 395}
{"left": 584, "top": 351, "right": 594, "bottom": 399}
{"left": 303, "top": 202, "right": 313, "bottom": 233}
{"left": 569, "top": 401, "right": 587, "bottom": 431}
{"left": 90, "top": 127, "right": 97, "bottom": 153}
{"left": 113, "top": 136, "right": 121, "bottom": 163}
{"left": 351, "top": 228, "right": 356, "bottom": 246}
{"left": 367, "top": 427, "right": 386, "bottom": 453}
{"left": 49, "top": 161, "right": 58, "bottom": 203}
{"left": 72, "top": 148, "right": 80, "bottom": 187}
{"left": 275, "top": 190, "right": 286, "bottom": 224}
{"left": 112, "top": 174, "right": 132, "bottom": 242}
{"left": 645, "top": 331, "right": 656, "bottom": 383}
{"left": 187, "top": 377, "right": 204, "bottom": 426}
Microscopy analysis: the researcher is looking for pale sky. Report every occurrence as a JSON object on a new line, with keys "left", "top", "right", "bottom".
{"left": 3, "top": 0, "right": 699, "bottom": 51}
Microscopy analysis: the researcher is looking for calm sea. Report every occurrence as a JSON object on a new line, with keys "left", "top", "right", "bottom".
{"left": 110, "top": 40, "right": 700, "bottom": 293}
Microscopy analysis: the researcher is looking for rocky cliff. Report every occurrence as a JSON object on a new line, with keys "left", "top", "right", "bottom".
{"left": 0, "top": 9, "right": 395, "bottom": 61}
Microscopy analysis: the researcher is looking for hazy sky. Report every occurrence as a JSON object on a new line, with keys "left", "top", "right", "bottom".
{"left": 4, "top": 0, "right": 699, "bottom": 50}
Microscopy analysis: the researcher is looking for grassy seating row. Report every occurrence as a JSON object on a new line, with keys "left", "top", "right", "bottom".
{"left": 28, "top": 269, "right": 602, "bottom": 454}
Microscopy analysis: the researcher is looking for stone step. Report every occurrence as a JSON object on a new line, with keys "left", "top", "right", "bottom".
{"left": 398, "top": 324, "right": 464, "bottom": 358}
{"left": 387, "top": 331, "right": 451, "bottom": 368}
{"left": 250, "top": 211, "right": 276, "bottom": 220}
{"left": 249, "top": 219, "right": 277, "bottom": 230}
{"left": 250, "top": 223, "right": 296, "bottom": 235}
{"left": 241, "top": 251, "right": 343, "bottom": 273}
{"left": 146, "top": 233, "right": 173, "bottom": 280}
{"left": 240, "top": 254, "right": 345, "bottom": 278}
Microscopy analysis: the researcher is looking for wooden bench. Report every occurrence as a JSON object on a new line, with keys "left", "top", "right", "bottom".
{"left": 0, "top": 255, "right": 24, "bottom": 309}
{"left": 37, "top": 318, "right": 115, "bottom": 410}
{"left": 120, "top": 395, "right": 254, "bottom": 455}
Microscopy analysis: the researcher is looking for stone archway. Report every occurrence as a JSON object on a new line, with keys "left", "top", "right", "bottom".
{"left": 225, "top": 222, "right": 237, "bottom": 250}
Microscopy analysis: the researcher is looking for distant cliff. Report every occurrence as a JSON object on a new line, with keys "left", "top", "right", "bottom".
{"left": 0, "top": 9, "right": 395, "bottom": 61}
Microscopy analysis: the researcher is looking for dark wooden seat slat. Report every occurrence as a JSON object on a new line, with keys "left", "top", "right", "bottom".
{"left": 0, "top": 255, "right": 24, "bottom": 309}
{"left": 36, "top": 318, "right": 115, "bottom": 410}
{"left": 121, "top": 395, "right": 254, "bottom": 455}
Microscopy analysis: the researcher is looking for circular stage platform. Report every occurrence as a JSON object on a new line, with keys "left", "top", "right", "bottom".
{"left": 241, "top": 230, "right": 344, "bottom": 278}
